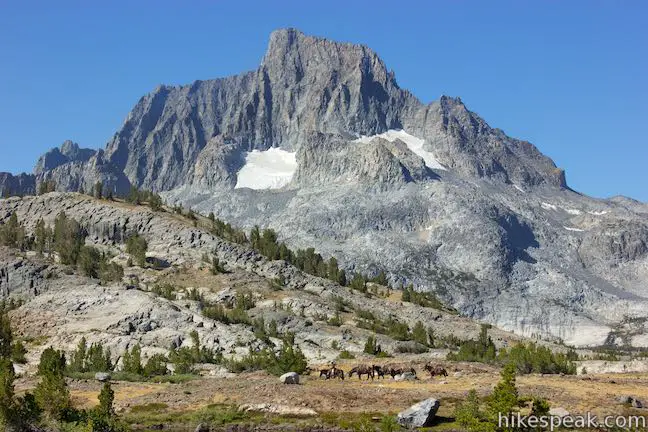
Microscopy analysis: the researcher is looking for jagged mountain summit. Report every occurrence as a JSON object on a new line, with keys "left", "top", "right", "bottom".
{"left": 2, "top": 28, "right": 647, "bottom": 347}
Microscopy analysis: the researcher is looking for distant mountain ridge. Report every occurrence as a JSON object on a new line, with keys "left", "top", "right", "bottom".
{"left": 2, "top": 29, "right": 647, "bottom": 348}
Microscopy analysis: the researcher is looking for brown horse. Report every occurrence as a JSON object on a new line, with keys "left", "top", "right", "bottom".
{"left": 424, "top": 364, "right": 448, "bottom": 377}
{"left": 349, "top": 365, "right": 374, "bottom": 380}
{"left": 372, "top": 365, "right": 386, "bottom": 379}
{"left": 383, "top": 364, "right": 416, "bottom": 378}
{"left": 384, "top": 364, "right": 403, "bottom": 378}
{"left": 319, "top": 367, "right": 345, "bottom": 380}
{"left": 330, "top": 368, "right": 345, "bottom": 380}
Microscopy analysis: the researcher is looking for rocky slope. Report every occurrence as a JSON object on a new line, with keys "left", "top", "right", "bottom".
{"left": 1, "top": 29, "right": 647, "bottom": 347}
{"left": 1, "top": 193, "right": 530, "bottom": 369}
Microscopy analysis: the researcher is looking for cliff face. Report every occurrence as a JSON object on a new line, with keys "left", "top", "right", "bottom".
{"left": 1, "top": 29, "right": 646, "bottom": 347}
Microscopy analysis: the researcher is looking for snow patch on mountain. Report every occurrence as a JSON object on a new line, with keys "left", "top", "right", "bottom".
{"left": 235, "top": 147, "right": 297, "bottom": 190}
{"left": 541, "top": 202, "right": 558, "bottom": 211}
{"left": 564, "top": 226, "right": 585, "bottom": 232}
{"left": 564, "top": 208, "right": 583, "bottom": 215}
{"left": 355, "top": 130, "right": 447, "bottom": 170}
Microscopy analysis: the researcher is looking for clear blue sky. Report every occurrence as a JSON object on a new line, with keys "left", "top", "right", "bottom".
{"left": 1, "top": 1, "right": 646, "bottom": 201}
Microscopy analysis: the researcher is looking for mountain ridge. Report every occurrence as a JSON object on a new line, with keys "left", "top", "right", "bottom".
{"left": 2, "top": 28, "right": 566, "bottom": 195}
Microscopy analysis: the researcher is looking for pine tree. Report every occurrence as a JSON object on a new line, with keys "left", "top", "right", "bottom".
{"left": 0, "top": 313, "right": 13, "bottom": 358}
{"left": 35, "top": 348, "right": 71, "bottom": 420}
{"left": 487, "top": 363, "right": 519, "bottom": 422}
{"left": 190, "top": 330, "right": 201, "bottom": 360}
{"left": 70, "top": 337, "right": 88, "bottom": 373}
{"left": 122, "top": 344, "right": 143, "bottom": 375}
{"left": 38, "top": 179, "right": 56, "bottom": 195}
{"left": 34, "top": 218, "right": 52, "bottom": 255}
{"left": 363, "top": 335, "right": 377, "bottom": 355}
{"left": 327, "top": 257, "right": 339, "bottom": 282}
{"left": 265, "top": 338, "right": 308, "bottom": 376}
{"left": 250, "top": 226, "right": 261, "bottom": 249}
{"left": 0, "top": 212, "right": 25, "bottom": 249}
{"left": 143, "top": 354, "right": 168, "bottom": 377}
{"left": 211, "top": 256, "right": 225, "bottom": 275}
{"left": 350, "top": 273, "right": 367, "bottom": 292}
{"left": 454, "top": 389, "right": 489, "bottom": 432}
{"left": 78, "top": 245, "right": 102, "bottom": 278}
{"left": 0, "top": 357, "right": 16, "bottom": 427}
{"left": 85, "top": 342, "right": 113, "bottom": 372}
{"left": 531, "top": 397, "right": 550, "bottom": 416}
{"left": 427, "top": 326, "right": 436, "bottom": 348}
{"left": 337, "top": 269, "right": 347, "bottom": 286}
{"left": 149, "top": 193, "right": 163, "bottom": 211}
{"left": 372, "top": 271, "right": 388, "bottom": 286}
{"left": 401, "top": 285, "right": 412, "bottom": 302}
{"left": 94, "top": 181, "right": 103, "bottom": 199}
{"left": 53, "top": 212, "right": 86, "bottom": 265}
{"left": 126, "top": 234, "right": 148, "bottom": 267}
{"left": 97, "top": 382, "right": 115, "bottom": 418}
{"left": 268, "top": 319, "right": 279, "bottom": 338}
{"left": 412, "top": 321, "right": 428, "bottom": 346}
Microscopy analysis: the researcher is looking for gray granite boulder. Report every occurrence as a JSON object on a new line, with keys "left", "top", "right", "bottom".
{"left": 397, "top": 398, "right": 440, "bottom": 428}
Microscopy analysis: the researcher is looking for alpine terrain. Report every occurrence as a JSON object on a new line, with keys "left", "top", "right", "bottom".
{"left": 2, "top": 28, "right": 648, "bottom": 351}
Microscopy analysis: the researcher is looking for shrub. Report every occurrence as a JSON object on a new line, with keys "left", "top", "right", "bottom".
{"left": 327, "top": 312, "right": 343, "bottom": 327}
{"left": 394, "top": 342, "right": 428, "bottom": 354}
{"left": 225, "top": 337, "right": 307, "bottom": 376}
{"left": 454, "top": 389, "right": 491, "bottom": 432}
{"left": 143, "top": 354, "right": 168, "bottom": 377}
{"left": 126, "top": 234, "right": 148, "bottom": 267}
{"left": 11, "top": 340, "right": 27, "bottom": 364}
{"left": 53, "top": 212, "right": 86, "bottom": 265}
{"left": 151, "top": 283, "right": 177, "bottom": 301}
{"left": 211, "top": 256, "right": 226, "bottom": 275}
{"left": 202, "top": 304, "right": 251, "bottom": 325}
{"left": 499, "top": 342, "right": 577, "bottom": 375}
{"left": 447, "top": 324, "right": 496, "bottom": 363}
{"left": 338, "top": 350, "right": 355, "bottom": 360}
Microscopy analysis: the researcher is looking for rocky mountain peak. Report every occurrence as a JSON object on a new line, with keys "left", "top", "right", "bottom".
{"left": 261, "top": 28, "right": 393, "bottom": 87}
{"left": 34, "top": 140, "right": 96, "bottom": 175}
{"left": 60, "top": 139, "right": 80, "bottom": 156}
{"left": 13, "top": 28, "right": 570, "bottom": 194}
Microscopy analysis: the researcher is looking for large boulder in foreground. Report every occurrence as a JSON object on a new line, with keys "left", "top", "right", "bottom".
{"left": 397, "top": 398, "right": 440, "bottom": 428}
{"left": 279, "top": 372, "right": 300, "bottom": 384}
